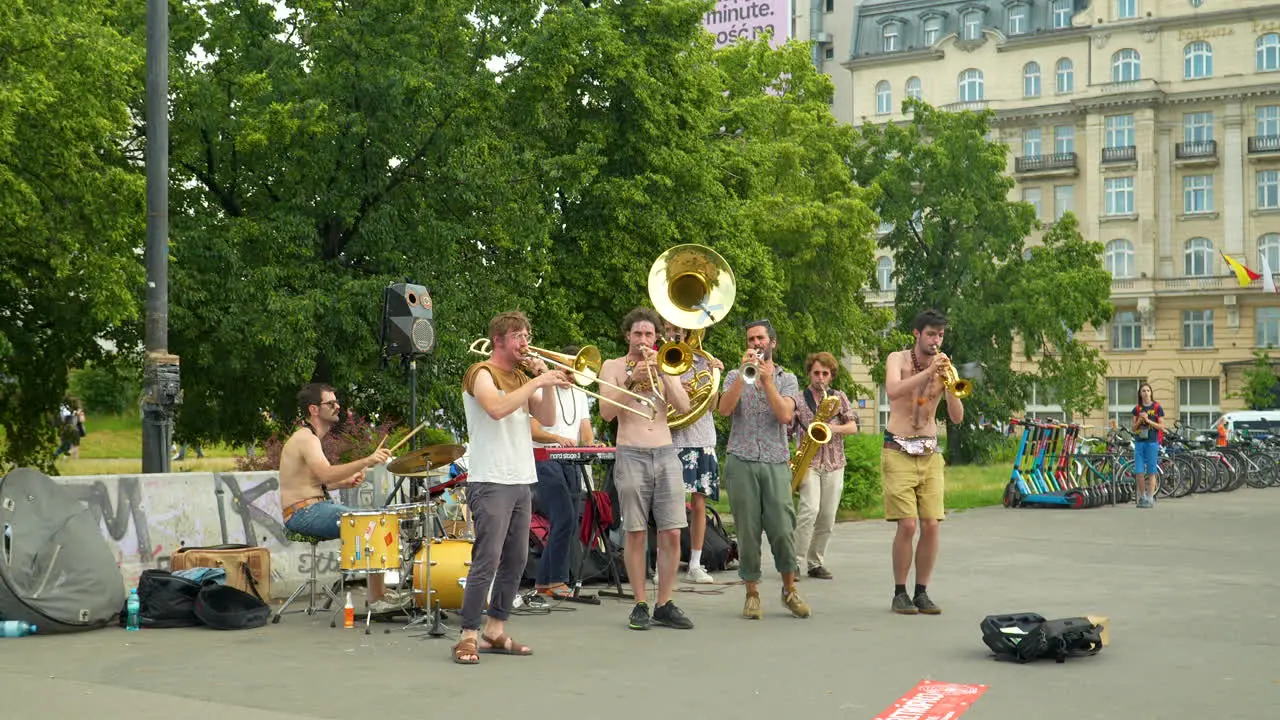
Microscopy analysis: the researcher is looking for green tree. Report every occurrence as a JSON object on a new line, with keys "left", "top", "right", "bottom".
{"left": 1232, "top": 350, "right": 1279, "bottom": 410}
{"left": 0, "top": 1, "right": 144, "bottom": 470}
{"left": 850, "top": 100, "right": 1113, "bottom": 464}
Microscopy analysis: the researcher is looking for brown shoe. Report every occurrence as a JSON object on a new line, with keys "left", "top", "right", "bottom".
{"left": 742, "top": 591, "right": 762, "bottom": 620}
{"left": 782, "top": 588, "right": 811, "bottom": 618}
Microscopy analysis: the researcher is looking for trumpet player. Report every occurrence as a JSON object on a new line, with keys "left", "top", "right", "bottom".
{"left": 882, "top": 309, "right": 963, "bottom": 616}
{"left": 789, "top": 352, "right": 859, "bottom": 581}
{"left": 717, "top": 320, "right": 811, "bottom": 620}
{"left": 598, "top": 308, "right": 694, "bottom": 631}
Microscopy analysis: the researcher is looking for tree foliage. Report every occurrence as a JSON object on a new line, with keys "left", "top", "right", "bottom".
{"left": 0, "top": 1, "right": 145, "bottom": 470}
{"left": 160, "top": 0, "right": 882, "bottom": 446}
{"left": 850, "top": 99, "right": 1113, "bottom": 464}
{"left": 1232, "top": 350, "right": 1279, "bottom": 410}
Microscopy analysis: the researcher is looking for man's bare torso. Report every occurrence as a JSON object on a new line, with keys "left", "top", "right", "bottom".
{"left": 601, "top": 356, "right": 672, "bottom": 448}
{"left": 886, "top": 348, "right": 945, "bottom": 438}
{"left": 279, "top": 427, "right": 328, "bottom": 508}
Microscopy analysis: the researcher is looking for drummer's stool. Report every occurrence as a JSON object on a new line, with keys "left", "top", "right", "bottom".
{"left": 272, "top": 532, "right": 340, "bottom": 624}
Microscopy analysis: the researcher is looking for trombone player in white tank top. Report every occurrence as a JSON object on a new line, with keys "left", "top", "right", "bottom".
{"left": 451, "top": 311, "right": 570, "bottom": 665}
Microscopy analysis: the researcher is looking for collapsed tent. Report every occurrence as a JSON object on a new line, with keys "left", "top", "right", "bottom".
{"left": 0, "top": 467, "right": 126, "bottom": 633}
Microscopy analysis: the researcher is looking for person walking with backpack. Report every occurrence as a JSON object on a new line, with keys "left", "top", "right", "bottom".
{"left": 1131, "top": 383, "right": 1165, "bottom": 508}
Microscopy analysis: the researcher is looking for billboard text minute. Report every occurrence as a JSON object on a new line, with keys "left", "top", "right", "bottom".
{"left": 702, "top": 0, "right": 790, "bottom": 51}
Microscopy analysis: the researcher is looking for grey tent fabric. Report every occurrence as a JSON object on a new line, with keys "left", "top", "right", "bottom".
{"left": 0, "top": 468, "right": 126, "bottom": 633}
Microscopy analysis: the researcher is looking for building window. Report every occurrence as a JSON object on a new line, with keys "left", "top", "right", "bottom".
{"left": 1105, "top": 114, "right": 1135, "bottom": 148}
{"left": 825, "top": 47, "right": 835, "bottom": 60}
{"left": 1261, "top": 233, "right": 1280, "bottom": 271}
{"left": 924, "top": 17, "right": 942, "bottom": 46}
{"left": 1184, "top": 42, "right": 1213, "bottom": 79}
{"left": 1112, "top": 49, "right": 1141, "bottom": 82}
{"left": 1051, "top": 0, "right": 1073, "bottom": 29}
{"left": 876, "top": 256, "right": 896, "bottom": 291}
{"left": 1184, "top": 237, "right": 1213, "bottom": 276}
{"left": 1117, "top": 0, "right": 1137, "bottom": 20}
{"left": 1259, "top": 33, "right": 1280, "bottom": 72}
{"left": 1178, "top": 378, "right": 1220, "bottom": 430}
{"left": 1259, "top": 105, "right": 1280, "bottom": 137}
{"left": 958, "top": 69, "right": 984, "bottom": 102}
{"left": 1055, "top": 58, "right": 1074, "bottom": 93}
{"left": 962, "top": 11, "right": 982, "bottom": 41}
{"left": 876, "top": 81, "right": 892, "bottom": 114}
{"left": 1023, "top": 62, "right": 1041, "bottom": 98}
{"left": 1054, "top": 185, "right": 1075, "bottom": 220}
{"left": 878, "top": 385, "right": 891, "bottom": 432}
{"left": 1183, "top": 112, "right": 1214, "bottom": 143}
{"left": 1107, "top": 378, "right": 1143, "bottom": 426}
{"left": 1106, "top": 239, "right": 1135, "bottom": 278}
{"left": 1258, "top": 307, "right": 1280, "bottom": 348}
{"left": 1105, "top": 177, "right": 1135, "bottom": 215}
{"left": 1054, "top": 125, "right": 1075, "bottom": 154}
{"left": 1183, "top": 175, "right": 1214, "bottom": 214}
{"left": 906, "top": 76, "right": 922, "bottom": 100}
{"left": 1023, "top": 187, "right": 1043, "bottom": 219}
{"left": 1182, "top": 309, "right": 1214, "bottom": 349}
{"left": 1008, "top": 4, "right": 1028, "bottom": 35}
{"left": 883, "top": 23, "right": 901, "bottom": 52}
{"left": 1112, "top": 311, "right": 1142, "bottom": 350}
{"left": 1258, "top": 170, "right": 1280, "bottom": 210}
{"left": 1023, "top": 128, "right": 1042, "bottom": 157}
{"left": 1025, "top": 382, "right": 1065, "bottom": 422}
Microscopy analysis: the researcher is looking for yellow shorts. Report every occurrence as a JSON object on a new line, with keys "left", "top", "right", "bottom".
{"left": 881, "top": 449, "right": 945, "bottom": 521}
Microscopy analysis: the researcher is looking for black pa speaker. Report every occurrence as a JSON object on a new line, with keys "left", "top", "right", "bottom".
{"left": 382, "top": 283, "right": 435, "bottom": 356}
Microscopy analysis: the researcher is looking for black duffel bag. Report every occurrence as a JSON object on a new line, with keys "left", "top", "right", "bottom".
{"left": 119, "top": 569, "right": 203, "bottom": 629}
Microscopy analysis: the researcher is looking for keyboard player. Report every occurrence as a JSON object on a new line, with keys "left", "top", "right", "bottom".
{"left": 530, "top": 345, "right": 600, "bottom": 600}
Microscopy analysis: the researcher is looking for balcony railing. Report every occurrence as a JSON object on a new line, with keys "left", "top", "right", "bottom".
{"left": 1014, "top": 152, "right": 1078, "bottom": 174}
{"left": 1102, "top": 145, "right": 1137, "bottom": 164}
{"left": 940, "top": 100, "right": 990, "bottom": 113}
{"left": 1248, "top": 135, "right": 1280, "bottom": 154}
{"left": 1175, "top": 140, "right": 1217, "bottom": 160}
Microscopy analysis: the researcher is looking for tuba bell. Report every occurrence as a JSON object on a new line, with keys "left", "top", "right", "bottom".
{"left": 647, "top": 245, "right": 736, "bottom": 430}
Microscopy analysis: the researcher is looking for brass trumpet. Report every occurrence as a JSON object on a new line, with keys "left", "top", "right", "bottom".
{"left": 466, "top": 339, "right": 658, "bottom": 420}
{"left": 937, "top": 351, "right": 973, "bottom": 399}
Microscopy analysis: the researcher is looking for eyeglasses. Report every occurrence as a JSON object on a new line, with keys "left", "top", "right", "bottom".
{"left": 320, "top": 400, "right": 341, "bottom": 408}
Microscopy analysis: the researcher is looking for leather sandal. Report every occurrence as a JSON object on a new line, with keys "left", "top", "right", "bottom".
{"left": 451, "top": 636, "right": 479, "bottom": 665}
{"left": 480, "top": 632, "right": 533, "bottom": 655}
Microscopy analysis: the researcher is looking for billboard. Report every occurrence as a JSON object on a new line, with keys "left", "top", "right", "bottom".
{"left": 702, "top": 0, "right": 791, "bottom": 51}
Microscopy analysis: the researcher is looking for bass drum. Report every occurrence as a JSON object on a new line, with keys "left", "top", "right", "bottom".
{"left": 412, "top": 539, "right": 473, "bottom": 610}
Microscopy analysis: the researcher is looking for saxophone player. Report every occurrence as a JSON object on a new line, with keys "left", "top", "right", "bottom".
{"left": 789, "top": 352, "right": 859, "bottom": 580}
{"left": 882, "top": 309, "right": 963, "bottom": 616}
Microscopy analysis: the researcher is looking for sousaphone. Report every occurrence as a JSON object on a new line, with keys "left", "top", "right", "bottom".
{"left": 646, "top": 244, "right": 736, "bottom": 430}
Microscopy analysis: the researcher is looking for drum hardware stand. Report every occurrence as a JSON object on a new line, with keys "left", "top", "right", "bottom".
{"left": 581, "top": 465, "right": 633, "bottom": 602}
{"left": 402, "top": 509, "right": 452, "bottom": 640}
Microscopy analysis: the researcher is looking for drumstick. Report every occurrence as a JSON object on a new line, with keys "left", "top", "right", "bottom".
{"left": 375, "top": 433, "right": 388, "bottom": 450}
{"left": 388, "top": 421, "right": 430, "bottom": 454}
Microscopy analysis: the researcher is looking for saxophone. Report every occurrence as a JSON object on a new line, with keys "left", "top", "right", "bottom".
{"left": 789, "top": 390, "right": 842, "bottom": 492}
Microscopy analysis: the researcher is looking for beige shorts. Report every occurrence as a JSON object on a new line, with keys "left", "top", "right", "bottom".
{"left": 613, "top": 446, "right": 688, "bottom": 532}
{"left": 882, "top": 449, "right": 945, "bottom": 521}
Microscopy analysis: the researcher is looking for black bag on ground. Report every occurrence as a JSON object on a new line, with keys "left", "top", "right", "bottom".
{"left": 981, "top": 613, "right": 1104, "bottom": 663}
{"left": 119, "top": 570, "right": 203, "bottom": 629}
{"left": 194, "top": 584, "right": 270, "bottom": 630}
{"left": 679, "top": 505, "right": 736, "bottom": 571}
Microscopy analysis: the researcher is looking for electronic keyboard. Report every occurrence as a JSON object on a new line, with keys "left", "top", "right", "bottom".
{"left": 533, "top": 446, "right": 618, "bottom": 464}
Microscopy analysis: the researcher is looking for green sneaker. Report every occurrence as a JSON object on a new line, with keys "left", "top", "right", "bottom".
{"left": 891, "top": 592, "right": 918, "bottom": 615}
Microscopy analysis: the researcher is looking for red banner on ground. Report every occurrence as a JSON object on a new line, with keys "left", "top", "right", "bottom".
{"left": 872, "top": 680, "right": 989, "bottom": 720}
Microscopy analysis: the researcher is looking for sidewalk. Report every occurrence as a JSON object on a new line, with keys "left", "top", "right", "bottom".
{"left": 2, "top": 490, "right": 1277, "bottom": 719}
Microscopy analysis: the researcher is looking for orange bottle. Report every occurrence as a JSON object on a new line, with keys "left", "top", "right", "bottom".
{"left": 343, "top": 592, "right": 355, "bottom": 629}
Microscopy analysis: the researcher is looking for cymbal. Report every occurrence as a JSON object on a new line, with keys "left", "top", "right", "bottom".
{"left": 387, "top": 443, "right": 465, "bottom": 477}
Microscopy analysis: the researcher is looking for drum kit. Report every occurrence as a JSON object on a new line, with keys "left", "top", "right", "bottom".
{"left": 334, "top": 442, "right": 474, "bottom": 636}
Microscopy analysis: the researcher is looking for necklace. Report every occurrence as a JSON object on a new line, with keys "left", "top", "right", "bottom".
{"left": 909, "top": 348, "right": 927, "bottom": 406}
{"left": 557, "top": 387, "right": 578, "bottom": 427}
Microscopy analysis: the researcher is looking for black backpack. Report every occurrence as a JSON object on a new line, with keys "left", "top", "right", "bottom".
{"left": 119, "top": 569, "right": 203, "bottom": 629}
{"left": 981, "top": 613, "right": 1105, "bottom": 664}
{"left": 681, "top": 505, "right": 736, "bottom": 572}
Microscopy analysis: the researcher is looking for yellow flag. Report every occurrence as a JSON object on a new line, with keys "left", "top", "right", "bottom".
{"left": 1221, "top": 252, "right": 1261, "bottom": 286}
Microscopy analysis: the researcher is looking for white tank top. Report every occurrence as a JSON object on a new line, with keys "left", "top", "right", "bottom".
{"left": 462, "top": 389, "right": 536, "bottom": 485}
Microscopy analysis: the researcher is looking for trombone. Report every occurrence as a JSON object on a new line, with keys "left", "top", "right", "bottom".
{"left": 467, "top": 339, "right": 658, "bottom": 420}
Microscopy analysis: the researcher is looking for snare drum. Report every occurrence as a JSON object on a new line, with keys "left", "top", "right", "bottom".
{"left": 412, "top": 539, "right": 473, "bottom": 610}
{"left": 338, "top": 511, "right": 401, "bottom": 572}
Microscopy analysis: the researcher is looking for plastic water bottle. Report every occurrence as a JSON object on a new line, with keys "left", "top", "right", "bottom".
{"left": 126, "top": 588, "right": 141, "bottom": 631}
{"left": 1, "top": 620, "right": 37, "bottom": 637}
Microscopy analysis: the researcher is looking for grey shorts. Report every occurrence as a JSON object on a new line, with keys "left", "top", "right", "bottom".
{"left": 613, "top": 445, "right": 687, "bottom": 532}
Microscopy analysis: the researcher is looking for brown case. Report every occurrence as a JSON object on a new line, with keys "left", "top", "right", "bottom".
{"left": 169, "top": 544, "right": 271, "bottom": 601}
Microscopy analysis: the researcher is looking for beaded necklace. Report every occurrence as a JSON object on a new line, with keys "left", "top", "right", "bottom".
{"left": 909, "top": 347, "right": 928, "bottom": 406}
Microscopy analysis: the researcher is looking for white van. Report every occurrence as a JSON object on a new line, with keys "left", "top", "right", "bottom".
{"left": 1209, "top": 411, "right": 1280, "bottom": 438}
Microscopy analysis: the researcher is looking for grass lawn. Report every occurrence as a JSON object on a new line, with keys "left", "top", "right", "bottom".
{"left": 76, "top": 412, "right": 246, "bottom": 460}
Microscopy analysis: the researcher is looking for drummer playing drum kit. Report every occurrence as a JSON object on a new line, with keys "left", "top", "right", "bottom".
{"left": 333, "top": 442, "right": 475, "bottom": 637}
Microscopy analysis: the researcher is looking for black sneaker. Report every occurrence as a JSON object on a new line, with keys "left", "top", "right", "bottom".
{"left": 807, "top": 566, "right": 834, "bottom": 580}
{"left": 913, "top": 591, "right": 941, "bottom": 615}
{"left": 652, "top": 601, "right": 694, "bottom": 629}
{"left": 891, "top": 592, "right": 919, "bottom": 615}
{"left": 628, "top": 602, "right": 651, "bottom": 630}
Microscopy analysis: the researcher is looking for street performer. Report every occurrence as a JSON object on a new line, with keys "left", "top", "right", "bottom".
{"left": 598, "top": 308, "right": 695, "bottom": 631}
{"left": 452, "top": 311, "right": 571, "bottom": 664}
{"left": 717, "top": 319, "right": 811, "bottom": 620}
{"left": 279, "top": 383, "right": 392, "bottom": 604}
{"left": 790, "top": 352, "right": 859, "bottom": 581}
{"left": 882, "top": 309, "right": 964, "bottom": 615}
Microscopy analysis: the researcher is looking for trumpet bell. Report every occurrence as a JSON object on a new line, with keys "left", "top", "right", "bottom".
{"left": 648, "top": 244, "right": 736, "bottom": 330}
{"left": 740, "top": 362, "right": 759, "bottom": 385}
{"left": 942, "top": 364, "right": 974, "bottom": 399}
{"left": 657, "top": 340, "right": 694, "bottom": 376}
